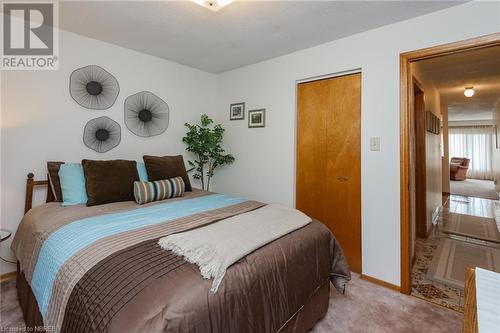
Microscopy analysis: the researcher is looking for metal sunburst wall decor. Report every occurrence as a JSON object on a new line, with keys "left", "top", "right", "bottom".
{"left": 124, "top": 91, "right": 169, "bottom": 137}
{"left": 83, "top": 116, "right": 121, "bottom": 153}
{"left": 70, "top": 65, "right": 120, "bottom": 110}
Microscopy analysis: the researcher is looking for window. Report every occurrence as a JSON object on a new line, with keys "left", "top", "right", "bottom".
{"left": 449, "top": 126, "right": 494, "bottom": 180}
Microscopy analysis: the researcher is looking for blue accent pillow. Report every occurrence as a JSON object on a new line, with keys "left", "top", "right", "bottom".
{"left": 59, "top": 163, "right": 88, "bottom": 206}
{"left": 137, "top": 162, "right": 148, "bottom": 182}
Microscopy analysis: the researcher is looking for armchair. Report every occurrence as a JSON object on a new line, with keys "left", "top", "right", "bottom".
{"left": 450, "top": 157, "right": 470, "bottom": 181}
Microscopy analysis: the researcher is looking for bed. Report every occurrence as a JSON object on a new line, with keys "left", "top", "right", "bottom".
{"left": 12, "top": 174, "right": 350, "bottom": 333}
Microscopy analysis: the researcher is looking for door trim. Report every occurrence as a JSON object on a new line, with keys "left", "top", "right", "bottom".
{"left": 399, "top": 32, "right": 500, "bottom": 294}
{"left": 412, "top": 78, "right": 427, "bottom": 239}
{"left": 296, "top": 68, "right": 362, "bottom": 85}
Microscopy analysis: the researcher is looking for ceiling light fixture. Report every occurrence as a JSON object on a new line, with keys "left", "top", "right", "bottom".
{"left": 464, "top": 87, "right": 475, "bottom": 98}
{"left": 192, "top": 0, "right": 234, "bottom": 11}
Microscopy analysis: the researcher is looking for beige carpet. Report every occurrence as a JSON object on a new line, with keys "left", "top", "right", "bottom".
{"left": 314, "top": 275, "right": 462, "bottom": 333}
{"left": 441, "top": 213, "right": 500, "bottom": 243}
{"left": 0, "top": 280, "right": 24, "bottom": 330}
{"left": 1, "top": 275, "right": 462, "bottom": 333}
{"left": 450, "top": 179, "right": 499, "bottom": 200}
{"left": 427, "top": 238, "right": 500, "bottom": 290}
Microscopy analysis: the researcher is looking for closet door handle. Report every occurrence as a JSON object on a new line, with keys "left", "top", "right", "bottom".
{"left": 336, "top": 176, "right": 349, "bottom": 181}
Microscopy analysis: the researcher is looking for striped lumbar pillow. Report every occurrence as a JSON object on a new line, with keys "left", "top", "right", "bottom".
{"left": 133, "top": 177, "right": 185, "bottom": 205}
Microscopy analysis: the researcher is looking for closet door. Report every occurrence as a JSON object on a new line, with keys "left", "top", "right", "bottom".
{"left": 296, "top": 73, "right": 361, "bottom": 273}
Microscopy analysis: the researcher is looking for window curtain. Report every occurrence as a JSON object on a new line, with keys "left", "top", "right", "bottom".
{"left": 449, "top": 126, "right": 494, "bottom": 180}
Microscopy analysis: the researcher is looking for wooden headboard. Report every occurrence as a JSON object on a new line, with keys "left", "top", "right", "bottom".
{"left": 24, "top": 173, "right": 52, "bottom": 214}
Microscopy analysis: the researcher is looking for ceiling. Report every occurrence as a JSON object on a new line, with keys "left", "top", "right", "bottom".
{"left": 56, "top": 1, "right": 465, "bottom": 73}
{"left": 415, "top": 46, "right": 500, "bottom": 122}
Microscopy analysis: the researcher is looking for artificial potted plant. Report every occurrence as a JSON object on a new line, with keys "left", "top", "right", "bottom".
{"left": 183, "top": 114, "right": 234, "bottom": 191}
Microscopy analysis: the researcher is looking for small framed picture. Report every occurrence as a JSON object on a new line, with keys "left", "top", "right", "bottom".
{"left": 230, "top": 102, "right": 245, "bottom": 120}
{"left": 248, "top": 109, "right": 265, "bottom": 128}
{"left": 425, "top": 111, "right": 440, "bottom": 135}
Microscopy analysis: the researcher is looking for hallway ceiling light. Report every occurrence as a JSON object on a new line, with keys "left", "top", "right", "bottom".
{"left": 192, "top": 0, "right": 234, "bottom": 11}
{"left": 464, "top": 87, "right": 475, "bottom": 97}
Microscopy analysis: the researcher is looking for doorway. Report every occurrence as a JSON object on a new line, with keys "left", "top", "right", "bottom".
{"left": 296, "top": 72, "right": 362, "bottom": 273}
{"left": 409, "top": 45, "right": 500, "bottom": 311}
{"left": 400, "top": 33, "right": 500, "bottom": 298}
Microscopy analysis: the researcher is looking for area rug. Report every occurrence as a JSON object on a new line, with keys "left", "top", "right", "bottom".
{"left": 450, "top": 179, "right": 499, "bottom": 200}
{"left": 411, "top": 237, "right": 463, "bottom": 312}
{"left": 427, "top": 238, "right": 500, "bottom": 290}
{"left": 441, "top": 213, "right": 500, "bottom": 243}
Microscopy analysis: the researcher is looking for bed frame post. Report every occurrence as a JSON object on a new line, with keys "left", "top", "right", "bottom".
{"left": 25, "top": 173, "right": 34, "bottom": 214}
{"left": 24, "top": 173, "right": 49, "bottom": 214}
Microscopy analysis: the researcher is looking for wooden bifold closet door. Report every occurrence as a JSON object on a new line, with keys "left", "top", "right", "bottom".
{"left": 296, "top": 73, "right": 361, "bottom": 273}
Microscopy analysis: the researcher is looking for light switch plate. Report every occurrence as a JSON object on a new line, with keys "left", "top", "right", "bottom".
{"left": 370, "top": 137, "right": 381, "bottom": 151}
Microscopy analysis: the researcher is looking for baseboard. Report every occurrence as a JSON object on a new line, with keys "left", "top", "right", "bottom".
{"left": 359, "top": 274, "right": 400, "bottom": 292}
{"left": 0, "top": 271, "right": 16, "bottom": 281}
{"left": 431, "top": 205, "right": 442, "bottom": 225}
{"left": 426, "top": 205, "right": 442, "bottom": 237}
{"left": 442, "top": 193, "right": 450, "bottom": 205}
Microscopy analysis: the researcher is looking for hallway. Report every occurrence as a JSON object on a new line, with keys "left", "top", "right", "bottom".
{"left": 411, "top": 194, "right": 500, "bottom": 312}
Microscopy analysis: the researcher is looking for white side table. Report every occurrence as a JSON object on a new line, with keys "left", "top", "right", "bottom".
{"left": 0, "top": 229, "right": 11, "bottom": 242}
{"left": 0, "top": 229, "right": 16, "bottom": 264}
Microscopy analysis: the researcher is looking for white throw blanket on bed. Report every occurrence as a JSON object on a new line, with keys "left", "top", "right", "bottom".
{"left": 158, "top": 204, "right": 311, "bottom": 292}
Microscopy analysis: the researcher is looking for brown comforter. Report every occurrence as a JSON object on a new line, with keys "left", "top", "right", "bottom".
{"left": 12, "top": 190, "right": 350, "bottom": 333}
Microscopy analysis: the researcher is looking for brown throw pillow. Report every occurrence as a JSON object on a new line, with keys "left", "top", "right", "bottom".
{"left": 47, "top": 161, "right": 65, "bottom": 202}
{"left": 82, "top": 159, "right": 139, "bottom": 206}
{"left": 143, "top": 155, "right": 192, "bottom": 191}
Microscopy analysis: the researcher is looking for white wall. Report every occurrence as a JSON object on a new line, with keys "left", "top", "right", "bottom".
{"left": 0, "top": 28, "right": 216, "bottom": 274}
{"left": 214, "top": 2, "right": 500, "bottom": 286}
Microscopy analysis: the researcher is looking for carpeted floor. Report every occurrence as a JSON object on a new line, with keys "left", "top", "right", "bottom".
{"left": 1, "top": 275, "right": 462, "bottom": 333}
{"left": 450, "top": 179, "right": 499, "bottom": 200}
{"left": 0, "top": 279, "right": 24, "bottom": 330}
{"left": 314, "top": 274, "right": 462, "bottom": 332}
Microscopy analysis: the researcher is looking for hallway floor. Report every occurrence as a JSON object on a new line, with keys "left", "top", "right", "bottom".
{"left": 450, "top": 179, "right": 499, "bottom": 200}
{"left": 411, "top": 194, "right": 500, "bottom": 312}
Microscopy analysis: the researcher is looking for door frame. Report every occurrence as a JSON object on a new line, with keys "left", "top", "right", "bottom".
{"left": 399, "top": 32, "right": 500, "bottom": 294}
{"left": 412, "top": 78, "right": 428, "bottom": 239}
